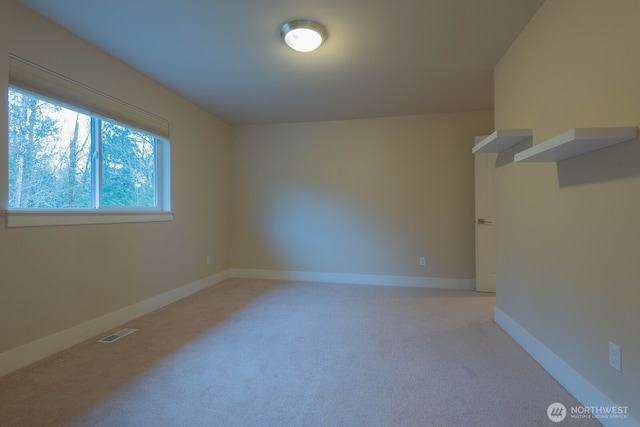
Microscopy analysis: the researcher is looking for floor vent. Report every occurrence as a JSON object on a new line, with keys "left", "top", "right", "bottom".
{"left": 98, "top": 328, "right": 137, "bottom": 343}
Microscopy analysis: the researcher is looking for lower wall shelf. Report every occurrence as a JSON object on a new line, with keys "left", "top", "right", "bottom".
{"left": 514, "top": 127, "right": 638, "bottom": 163}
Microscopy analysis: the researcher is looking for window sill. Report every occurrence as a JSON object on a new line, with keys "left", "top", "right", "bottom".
{"left": 3, "top": 210, "right": 174, "bottom": 228}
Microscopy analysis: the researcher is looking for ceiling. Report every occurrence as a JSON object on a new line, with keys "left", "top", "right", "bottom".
{"left": 16, "top": 0, "right": 544, "bottom": 125}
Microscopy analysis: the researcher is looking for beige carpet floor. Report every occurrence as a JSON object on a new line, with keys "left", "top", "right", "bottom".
{"left": 0, "top": 278, "right": 599, "bottom": 426}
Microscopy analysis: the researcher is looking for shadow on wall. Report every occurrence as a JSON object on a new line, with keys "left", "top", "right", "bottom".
{"left": 494, "top": 136, "right": 640, "bottom": 187}
{"left": 557, "top": 138, "right": 640, "bottom": 187}
{"left": 496, "top": 138, "right": 533, "bottom": 169}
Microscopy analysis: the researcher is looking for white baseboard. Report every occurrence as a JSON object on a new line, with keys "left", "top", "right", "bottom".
{"left": 0, "top": 270, "right": 231, "bottom": 378}
{"left": 494, "top": 307, "right": 639, "bottom": 427}
{"left": 230, "top": 268, "right": 475, "bottom": 290}
{"left": 0, "top": 269, "right": 472, "bottom": 379}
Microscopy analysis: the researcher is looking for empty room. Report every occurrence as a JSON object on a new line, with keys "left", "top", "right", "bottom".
{"left": 0, "top": 0, "right": 638, "bottom": 426}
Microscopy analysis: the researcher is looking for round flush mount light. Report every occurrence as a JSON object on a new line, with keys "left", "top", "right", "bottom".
{"left": 280, "top": 20, "right": 328, "bottom": 53}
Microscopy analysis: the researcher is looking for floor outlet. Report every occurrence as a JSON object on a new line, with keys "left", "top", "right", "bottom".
{"left": 609, "top": 341, "right": 621, "bottom": 372}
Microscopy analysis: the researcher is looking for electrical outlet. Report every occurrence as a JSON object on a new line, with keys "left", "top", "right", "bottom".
{"left": 206, "top": 255, "right": 211, "bottom": 265}
{"left": 419, "top": 257, "right": 426, "bottom": 266}
{"left": 609, "top": 341, "right": 621, "bottom": 372}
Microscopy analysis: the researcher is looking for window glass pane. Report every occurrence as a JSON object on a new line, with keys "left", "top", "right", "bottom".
{"left": 101, "top": 121, "right": 156, "bottom": 208}
{"left": 8, "top": 89, "right": 91, "bottom": 208}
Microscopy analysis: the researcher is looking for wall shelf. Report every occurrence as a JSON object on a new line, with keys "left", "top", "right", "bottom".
{"left": 472, "top": 129, "right": 533, "bottom": 154}
{"left": 514, "top": 127, "right": 638, "bottom": 163}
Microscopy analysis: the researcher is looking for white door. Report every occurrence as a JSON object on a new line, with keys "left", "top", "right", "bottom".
{"left": 474, "top": 136, "right": 496, "bottom": 293}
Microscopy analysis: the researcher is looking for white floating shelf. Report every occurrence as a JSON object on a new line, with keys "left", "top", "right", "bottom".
{"left": 472, "top": 129, "right": 533, "bottom": 154}
{"left": 514, "top": 127, "right": 638, "bottom": 163}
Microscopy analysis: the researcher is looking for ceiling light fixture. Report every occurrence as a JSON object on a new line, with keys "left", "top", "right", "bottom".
{"left": 280, "top": 20, "right": 327, "bottom": 53}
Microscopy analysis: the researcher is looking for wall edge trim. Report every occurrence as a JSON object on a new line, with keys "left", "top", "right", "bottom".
{"left": 494, "top": 307, "right": 638, "bottom": 427}
{"left": 0, "top": 270, "right": 232, "bottom": 378}
{"left": 229, "top": 268, "right": 475, "bottom": 290}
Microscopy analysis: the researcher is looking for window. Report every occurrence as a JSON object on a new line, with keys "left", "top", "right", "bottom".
{"left": 9, "top": 88, "right": 161, "bottom": 209}
{"left": 5, "top": 55, "right": 172, "bottom": 227}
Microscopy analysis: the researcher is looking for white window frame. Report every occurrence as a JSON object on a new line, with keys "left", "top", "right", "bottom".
{"left": 4, "top": 54, "right": 173, "bottom": 227}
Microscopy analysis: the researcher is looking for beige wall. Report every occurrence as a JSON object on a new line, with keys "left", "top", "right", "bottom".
{"left": 0, "top": 1, "right": 493, "bottom": 365}
{"left": 0, "top": 1, "right": 233, "bottom": 353}
{"left": 231, "top": 111, "right": 493, "bottom": 278}
{"left": 495, "top": 0, "right": 640, "bottom": 418}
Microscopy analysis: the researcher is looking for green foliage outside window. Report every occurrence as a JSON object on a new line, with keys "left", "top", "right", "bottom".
{"left": 8, "top": 88, "right": 157, "bottom": 209}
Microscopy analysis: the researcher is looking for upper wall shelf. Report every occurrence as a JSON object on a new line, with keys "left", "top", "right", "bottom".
{"left": 472, "top": 129, "right": 533, "bottom": 154}
{"left": 514, "top": 127, "right": 638, "bottom": 163}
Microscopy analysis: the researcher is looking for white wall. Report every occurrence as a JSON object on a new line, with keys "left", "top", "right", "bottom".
{"left": 231, "top": 111, "right": 494, "bottom": 281}
{"left": 495, "top": 0, "right": 640, "bottom": 420}
{"left": 0, "top": 1, "right": 233, "bottom": 355}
